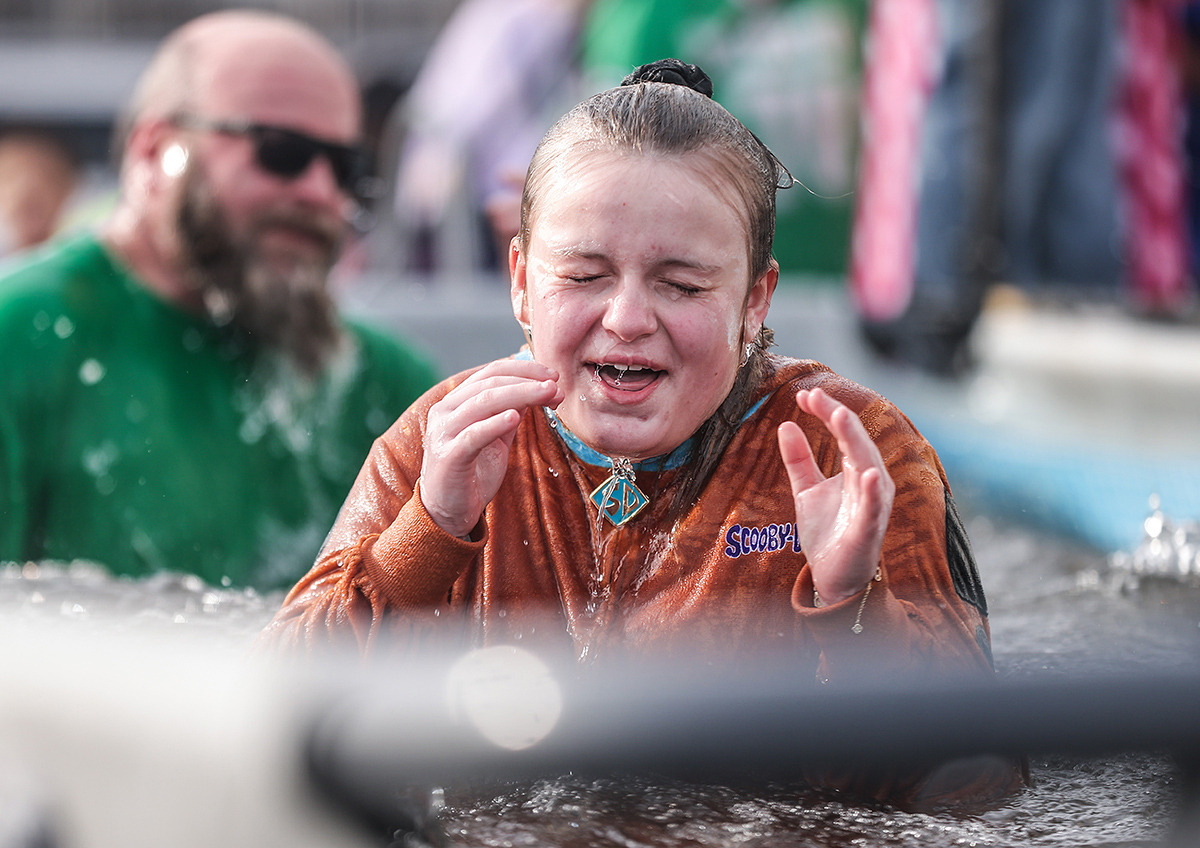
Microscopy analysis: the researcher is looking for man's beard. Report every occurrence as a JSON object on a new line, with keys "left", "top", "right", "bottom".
{"left": 176, "top": 168, "right": 346, "bottom": 378}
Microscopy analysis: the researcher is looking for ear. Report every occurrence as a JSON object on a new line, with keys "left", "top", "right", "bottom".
{"left": 744, "top": 260, "right": 779, "bottom": 342}
{"left": 123, "top": 118, "right": 183, "bottom": 191}
{"left": 509, "top": 236, "right": 530, "bottom": 326}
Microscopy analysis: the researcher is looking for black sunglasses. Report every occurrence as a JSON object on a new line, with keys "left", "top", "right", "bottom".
{"left": 172, "top": 114, "right": 367, "bottom": 194}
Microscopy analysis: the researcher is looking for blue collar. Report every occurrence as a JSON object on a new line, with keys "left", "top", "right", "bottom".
{"left": 544, "top": 407, "right": 695, "bottom": 472}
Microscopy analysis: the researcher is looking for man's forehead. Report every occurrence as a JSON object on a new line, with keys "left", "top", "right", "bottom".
{"left": 191, "top": 29, "right": 360, "bottom": 136}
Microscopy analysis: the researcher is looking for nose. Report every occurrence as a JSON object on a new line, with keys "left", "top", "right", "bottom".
{"left": 601, "top": 278, "right": 658, "bottom": 341}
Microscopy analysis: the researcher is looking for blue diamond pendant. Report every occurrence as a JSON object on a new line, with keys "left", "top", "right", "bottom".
{"left": 590, "top": 462, "right": 648, "bottom": 527}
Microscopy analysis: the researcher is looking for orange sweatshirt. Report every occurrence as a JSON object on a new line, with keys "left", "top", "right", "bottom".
{"left": 263, "top": 355, "right": 1026, "bottom": 804}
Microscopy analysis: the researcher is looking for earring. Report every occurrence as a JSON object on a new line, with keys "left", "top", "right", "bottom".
{"left": 741, "top": 342, "right": 755, "bottom": 365}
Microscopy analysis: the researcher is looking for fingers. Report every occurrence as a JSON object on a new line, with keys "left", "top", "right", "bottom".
{"left": 853, "top": 465, "right": 894, "bottom": 536}
{"left": 441, "top": 407, "right": 522, "bottom": 461}
{"left": 795, "top": 388, "right": 888, "bottom": 482}
{"left": 777, "top": 420, "right": 823, "bottom": 495}
{"left": 437, "top": 359, "right": 563, "bottom": 432}
{"left": 421, "top": 359, "right": 562, "bottom": 537}
{"left": 426, "top": 358, "right": 563, "bottom": 474}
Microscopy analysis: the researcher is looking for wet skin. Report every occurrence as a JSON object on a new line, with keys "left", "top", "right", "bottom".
{"left": 420, "top": 150, "right": 893, "bottom": 603}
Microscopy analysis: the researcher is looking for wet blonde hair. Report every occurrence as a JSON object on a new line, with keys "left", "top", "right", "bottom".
{"left": 519, "top": 77, "right": 784, "bottom": 284}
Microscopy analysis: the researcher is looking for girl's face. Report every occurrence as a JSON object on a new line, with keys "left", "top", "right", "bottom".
{"left": 511, "top": 150, "right": 777, "bottom": 460}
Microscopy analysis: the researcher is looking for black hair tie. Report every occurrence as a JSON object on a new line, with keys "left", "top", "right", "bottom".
{"left": 621, "top": 58, "right": 713, "bottom": 99}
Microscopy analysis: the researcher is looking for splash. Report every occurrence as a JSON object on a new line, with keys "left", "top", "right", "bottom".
{"left": 1108, "top": 495, "right": 1200, "bottom": 586}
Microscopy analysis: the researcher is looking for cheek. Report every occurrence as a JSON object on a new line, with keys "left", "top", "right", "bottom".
{"left": 676, "top": 304, "right": 743, "bottom": 372}
{"left": 532, "top": 292, "right": 589, "bottom": 357}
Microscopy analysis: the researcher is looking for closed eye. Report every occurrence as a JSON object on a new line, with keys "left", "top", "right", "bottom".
{"left": 665, "top": 280, "right": 703, "bottom": 296}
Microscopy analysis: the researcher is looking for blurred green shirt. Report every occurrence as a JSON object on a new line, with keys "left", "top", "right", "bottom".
{"left": 0, "top": 234, "right": 437, "bottom": 591}
{"left": 582, "top": 0, "right": 868, "bottom": 277}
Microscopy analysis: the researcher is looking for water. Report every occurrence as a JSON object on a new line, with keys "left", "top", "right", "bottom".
{"left": 0, "top": 561, "right": 281, "bottom": 648}
{"left": 1, "top": 507, "right": 1198, "bottom": 848}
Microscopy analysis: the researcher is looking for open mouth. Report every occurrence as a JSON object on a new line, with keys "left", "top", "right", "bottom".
{"left": 593, "top": 363, "right": 663, "bottom": 391}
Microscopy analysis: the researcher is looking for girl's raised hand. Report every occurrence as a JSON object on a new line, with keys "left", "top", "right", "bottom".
{"left": 777, "top": 388, "right": 895, "bottom": 604}
{"left": 420, "top": 358, "right": 564, "bottom": 537}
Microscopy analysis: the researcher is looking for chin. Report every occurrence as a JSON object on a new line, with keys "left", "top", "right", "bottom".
{"left": 575, "top": 419, "right": 674, "bottom": 462}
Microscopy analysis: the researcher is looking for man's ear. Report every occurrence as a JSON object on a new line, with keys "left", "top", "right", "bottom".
{"left": 123, "top": 118, "right": 183, "bottom": 191}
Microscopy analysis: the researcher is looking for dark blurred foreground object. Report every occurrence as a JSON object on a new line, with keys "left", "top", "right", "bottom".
{"left": 303, "top": 651, "right": 1200, "bottom": 846}
{"left": 851, "top": 0, "right": 1197, "bottom": 377}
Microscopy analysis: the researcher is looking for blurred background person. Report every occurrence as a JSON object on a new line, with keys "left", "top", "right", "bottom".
{"left": 581, "top": 0, "right": 867, "bottom": 279}
{"left": 370, "top": 0, "right": 867, "bottom": 284}
{"left": 0, "top": 9, "right": 438, "bottom": 591}
{"left": 0, "top": 127, "right": 81, "bottom": 261}
{"left": 851, "top": 0, "right": 1198, "bottom": 376}
{"left": 380, "top": 0, "right": 593, "bottom": 278}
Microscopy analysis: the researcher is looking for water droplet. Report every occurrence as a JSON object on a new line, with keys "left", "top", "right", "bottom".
{"left": 238, "top": 417, "right": 265, "bottom": 445}
{"left": 79, "top": 358, "right": 106, "bottom": 385}
{"left": 82, "top": 441, "right": 119, "bottom": 479}
{"left": 32, "top": 311, "right": 51, "bottom": 332}
{"left": 181, "top": 328, "right": 204, "bottom": 353}
{"left": 53, "top": 315, "right": 75, "bottom": 338}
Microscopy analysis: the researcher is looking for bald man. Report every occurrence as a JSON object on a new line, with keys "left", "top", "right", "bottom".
{"left": 0, "top": 11, "right": 438, "bottom": 590}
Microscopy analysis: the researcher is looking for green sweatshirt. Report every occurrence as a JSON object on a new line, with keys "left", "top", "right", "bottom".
{"left": 0, "top": 234, "right": 437, "bottom": 590}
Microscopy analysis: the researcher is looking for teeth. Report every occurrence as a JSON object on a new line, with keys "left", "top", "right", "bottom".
{"left": 593, "top": 362, "right": 652, "bottom": 387}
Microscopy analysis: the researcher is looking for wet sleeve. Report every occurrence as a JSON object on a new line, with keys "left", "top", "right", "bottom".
{"left": 790, "top": 396, "right": 995, "bottom": 682}
{"left": 259, "top": 383, "right": 482, "bottom": 654}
